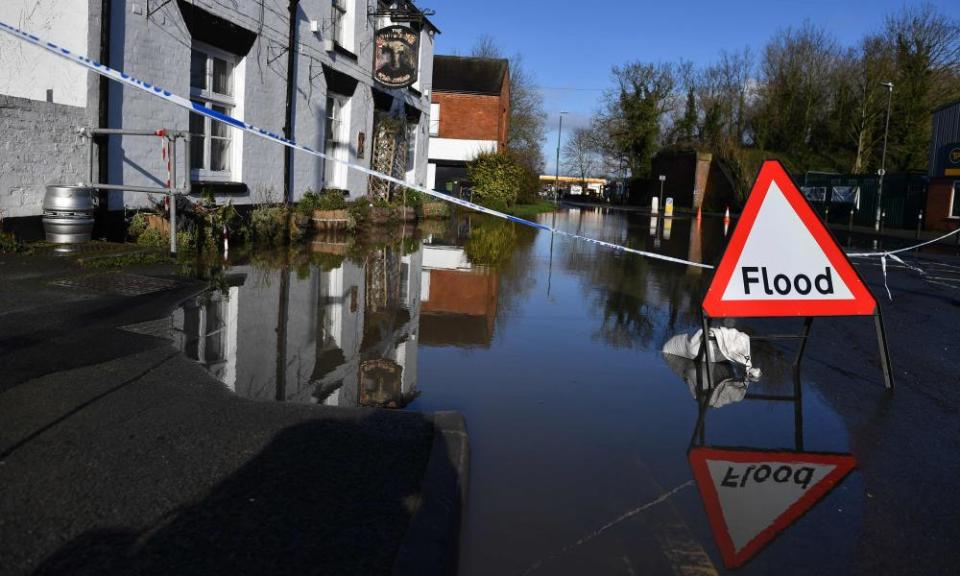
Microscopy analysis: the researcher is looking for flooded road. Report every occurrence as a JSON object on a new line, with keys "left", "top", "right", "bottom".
{"left": 168, "top": 207, "right": 955, "bottom": 574}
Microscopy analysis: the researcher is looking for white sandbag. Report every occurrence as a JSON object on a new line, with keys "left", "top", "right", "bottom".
{"left": 662, "top": 327, "right": 762, "bottom": 380}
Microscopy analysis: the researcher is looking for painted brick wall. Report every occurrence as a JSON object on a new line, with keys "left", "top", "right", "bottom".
{"left": 433, "top": 92, "right": 505, "bottom": 144}
{"left": 0, "top": 95, "right": 90, "bottom": 218}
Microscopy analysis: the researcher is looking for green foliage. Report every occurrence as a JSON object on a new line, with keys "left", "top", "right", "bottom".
{"left": 506, "top": 200, "right": 555, "bottom": 219}
{"left": 250, "top": 204, "right": 289, "bottom": 246}
{"left": 605, "top": 61, "right": 677, "bottom": 178}
{"left": 464, "top": 216, "right": 517, "bottom": 266}
{"left": 399, "top": 187, "right": 423, "bottom": 208}
{"left": 466, "top": 151, "right": 525, "bottom": 211}
{"left": 298, "top": 189, "right": 348, "bottom": 216}
{"left": 134, "top": 226, "right": 195, "bottom": 251}
{"left": 588, "top": 2, "right": 960, "bottom": 205}
{"left": 310, "top": 250, "right": 347, "bottom": 271}
{"left": 127, "top": 212, "right": 149, "bottom": 239}
{"left": 0, "top": 231, "right": 23, "bottom": 254}
{"left": 677, "top": 88, "right": 698, "bottom": 144}
{"left": 346, "top": 198, "right": 371, "bottom": 230}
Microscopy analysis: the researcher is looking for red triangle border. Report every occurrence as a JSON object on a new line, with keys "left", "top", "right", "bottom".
{"left": 702, "top": 160, "right": 877, "bottom": 317}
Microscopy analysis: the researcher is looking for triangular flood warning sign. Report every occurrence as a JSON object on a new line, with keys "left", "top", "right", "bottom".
{"left": 689, "top": 447, "right": 856, "bottom": 569}
{"left": 703, "top": 160, "right": 876, "bottom": 317}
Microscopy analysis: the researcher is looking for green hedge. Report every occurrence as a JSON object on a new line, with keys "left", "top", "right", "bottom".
{"left": 467, "top": 151, "right": 526, "bottom": 211}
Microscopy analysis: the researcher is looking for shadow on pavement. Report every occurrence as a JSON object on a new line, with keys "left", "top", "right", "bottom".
{"left": 31, "top": 412, "right": 461, "bottom": 576}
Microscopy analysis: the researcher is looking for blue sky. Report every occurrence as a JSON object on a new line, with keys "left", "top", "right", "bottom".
{"left": 426, "top": 0, "right": 954, "bottom": 174}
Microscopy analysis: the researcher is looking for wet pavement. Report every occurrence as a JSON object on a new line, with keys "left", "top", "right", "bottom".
{"left": 160, "top": 207, "right": 960, "bottom": 575}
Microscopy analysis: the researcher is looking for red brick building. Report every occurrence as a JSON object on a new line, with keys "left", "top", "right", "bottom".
{"left": 925, "top": 100, "right": 960, "bottom": 231}
{"left": 427, "top": 56, "right": 510, "bottom": 193}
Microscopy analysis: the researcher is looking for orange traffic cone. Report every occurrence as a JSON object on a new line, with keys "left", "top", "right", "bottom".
{"left": 696, "top": 205, "right": 702, "bottom": 223}
{"left": 724, "top": 207, "right": 730, "bottom": 224}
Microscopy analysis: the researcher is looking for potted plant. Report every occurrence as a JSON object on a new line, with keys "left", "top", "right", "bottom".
{"left": 302, "top": 189, "right": 349, "bottom": 230}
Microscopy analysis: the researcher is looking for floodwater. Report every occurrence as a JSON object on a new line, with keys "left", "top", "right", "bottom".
{"left": 171, "top": 207, "right": 867, "bottom": 575}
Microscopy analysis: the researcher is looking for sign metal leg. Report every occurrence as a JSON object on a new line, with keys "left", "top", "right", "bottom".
{"left": 793, "top": 317, "right": 814, "bottom": 367}
{"left": 700, "top": 313, "right": 713, "bottom": 391}
{"left": 874, "top": 311, "right": 895, "bottom": 390}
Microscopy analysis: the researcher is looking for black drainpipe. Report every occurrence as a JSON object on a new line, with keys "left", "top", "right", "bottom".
{"left": 282, "top": 0, "right": 300, "bottom": 205}
{"left": 95, "top": 0, "right": 111, "bottom": 237}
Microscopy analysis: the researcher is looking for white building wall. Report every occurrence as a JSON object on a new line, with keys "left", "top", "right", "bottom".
{"left": 0, "top": 0, "right": 89, "bottom": 107}
{"left": 0, "top": 1, "right": 101, "bottom": 220}
{"left": 428, "top": 137, "right": 497, "bottom": 162}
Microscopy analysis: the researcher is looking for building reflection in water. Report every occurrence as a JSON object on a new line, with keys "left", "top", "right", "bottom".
{"left": 171, "top": 237, "right": 423, "bottom": 409}
{"left": 419, "top": 234, "right": 498, "bottom": 349}
{"left": 170, "top": 216, "right": 502, "bottom": 408}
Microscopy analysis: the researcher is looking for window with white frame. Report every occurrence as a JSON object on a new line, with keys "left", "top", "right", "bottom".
{"left": 190, "top": 43, "right": 239, "bottom": 181}
{"left": 951, "top": 181, "right": 960, "bottom": 218}
{"left": 324, "top": 94, "right": 349, "bottom": 188}
{"left": 429, "top": 103, "right": 440, "bottom": 136}
{"left": 331, "top": 0, "right": 347, "bottom": 47}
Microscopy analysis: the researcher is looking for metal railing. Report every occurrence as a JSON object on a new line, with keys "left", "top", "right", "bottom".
{"left": 79, "top": 127, "right": 191, "bottom": 254}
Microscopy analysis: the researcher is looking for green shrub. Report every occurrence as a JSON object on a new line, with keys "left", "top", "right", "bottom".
{"left": 346, "top": 199, "right": 371, "bottom": 230}
{"left": 466, "top": 151, "right": 524, "bottom": 210}
{"left": 250, "top": 204, "right": 289, "bottom": 245}
{"left": 298, "top": 189, "right": 347, "bottom": 216}
{"left": 0, "top": 231, "right": 22, "bottom": 254}
{"left": 397, "top": 187, "right": 423, "bottom": 207}
{"left": 135, "top": 226, "right": 195, "bottom": 251}
{"left": 515, "top": 162, "right": 542, "bottom": 205}
{"left": 127, "top": 212, "right": 150, "bottom": 240}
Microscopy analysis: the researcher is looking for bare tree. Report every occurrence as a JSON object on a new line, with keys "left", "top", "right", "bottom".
{"left": 471, "top": 35, "right": 502, "bottom": 59}
{"left": 470, "top": 37, "right": 547, "bottom": 173}
{"left": 563, "top": 127, "right": 599, "bottom": 187}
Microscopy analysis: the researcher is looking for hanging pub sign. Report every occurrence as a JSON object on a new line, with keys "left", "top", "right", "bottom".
{"left": 374, "top": 25, "right": 419, "bottom": 88}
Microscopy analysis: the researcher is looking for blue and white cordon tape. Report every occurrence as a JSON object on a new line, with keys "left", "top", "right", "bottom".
{"left": 3, "top": 21, "right": 957, "bottom": 276}
{"left": 0, "top": 20, "right": 713, "bottom": 270}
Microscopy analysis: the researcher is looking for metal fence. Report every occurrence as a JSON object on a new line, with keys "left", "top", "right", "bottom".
{"left": 800, "top": 172, "right": 928, "bottom": 230}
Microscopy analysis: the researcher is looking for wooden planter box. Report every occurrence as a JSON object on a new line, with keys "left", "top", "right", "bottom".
{"left": 420, "top": 202, "right": 447, "bottom": 219}
{"left": 369, "top": 206, "right": 394, "bottom": 224}
{"left": 145, "top": 214, "right": 171, "bottom": 236}
{"left": 311, "top": 209, "right": 348, "bottom": 230}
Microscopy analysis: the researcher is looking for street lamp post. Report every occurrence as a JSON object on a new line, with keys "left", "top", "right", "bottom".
{"left": 554, "top": 112, "right": 567, "bottom": 204}
{"left": 875, "top": 81, "right": 894, "bottom": 231}
{"left": 658, "top": 174, "right": 666, "bottom": 213}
